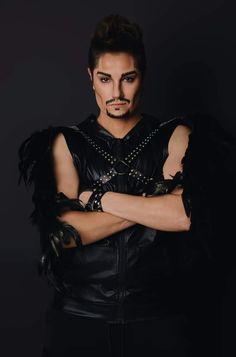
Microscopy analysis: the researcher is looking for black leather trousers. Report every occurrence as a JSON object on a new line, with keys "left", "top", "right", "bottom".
{"left": 41, "top": 307, "right": 202, "bottom": 357}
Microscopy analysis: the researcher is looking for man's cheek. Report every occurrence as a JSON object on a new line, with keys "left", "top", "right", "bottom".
{"left": 95, "top": 90, "right": 108, "bottom": 104}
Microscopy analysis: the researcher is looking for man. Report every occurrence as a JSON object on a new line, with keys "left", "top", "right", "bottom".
{"left": 18, "top": 14, "right": 228, "bottom": 357}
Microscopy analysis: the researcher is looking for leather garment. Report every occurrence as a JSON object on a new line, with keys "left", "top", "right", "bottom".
{"left": 18, "top": 112, "right": 219, "bottom": 323}
{"left": 45, "top": 113, "right": 202, "bottom": 323}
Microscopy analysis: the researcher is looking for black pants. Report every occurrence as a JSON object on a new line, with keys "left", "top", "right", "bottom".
{"left": 41, "top": 306, "right": 208, "bottom": 357}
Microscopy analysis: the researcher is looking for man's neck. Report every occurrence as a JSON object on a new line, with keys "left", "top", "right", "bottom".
{"left": 96, "top": 112, "right": 142, "bottom": 139}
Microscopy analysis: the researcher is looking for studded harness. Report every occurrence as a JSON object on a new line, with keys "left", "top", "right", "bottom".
{"left": 72, "top": 122, "right": 183, "bottom": 197}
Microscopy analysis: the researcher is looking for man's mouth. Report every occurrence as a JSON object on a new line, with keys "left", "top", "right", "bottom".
{"left": 109, "top": 102, "right": 127, "bottom": 106}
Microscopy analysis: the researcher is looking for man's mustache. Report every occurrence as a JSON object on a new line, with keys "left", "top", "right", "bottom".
{"left": 106, "top": 98, "right": 130, "bottom": 105}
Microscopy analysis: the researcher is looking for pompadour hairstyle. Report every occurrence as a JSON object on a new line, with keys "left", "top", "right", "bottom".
{"left": 88, "top": 14, "right": 146, "bottom": 77}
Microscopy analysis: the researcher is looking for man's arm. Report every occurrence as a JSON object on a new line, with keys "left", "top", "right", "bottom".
{"left": 80, "top": 125, "right": 191, "bottom": 232}
{"left": 52, "top": 133, "right": 136, "bottom": 247}
{"left": 101, "top": 190, "right": 189, "bottom": 232}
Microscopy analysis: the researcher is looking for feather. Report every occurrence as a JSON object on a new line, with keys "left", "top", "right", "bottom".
{"left": 18, "top": 126, "right": 58, "bottom": 186}
{"left": 18, "top": 125, "right": 85, "bottom": 280}
{"left": 181, "top": 114, "right": 236, "bottom": 273}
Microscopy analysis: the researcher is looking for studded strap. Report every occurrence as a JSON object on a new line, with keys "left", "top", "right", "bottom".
{"left": 76, "top": 126, "right": 160, "bottom": 189}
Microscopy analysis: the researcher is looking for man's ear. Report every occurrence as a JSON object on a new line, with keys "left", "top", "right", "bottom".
{"left": 87, "top": 68, "right": 95, "bottom": 90}
{"left": 87, "top": 67, "right": 93, "bottom": 81}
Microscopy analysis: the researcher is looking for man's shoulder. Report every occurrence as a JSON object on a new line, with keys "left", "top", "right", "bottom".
{"left": 159, "top": 116, "right": 193, "bottom": 132}
{"left": 21, "top": 113, "right": 95, "bottom": 151}
{"left": 32, "top": 113, "right": 94, "bottom": 133}
{"left": 18, "top": 122, "right": 82, "bottom": 186}
{"left": 142, "top": 113, "right": 161, "bottom": 127}
{"left": 25, "top": 113, "right": 94, "bottom": 141}
{"left": 142, "top": 113, "right": 193, "bottom": 132}
{"left": 70, "top": 113, "right": 95, "bottom": 131}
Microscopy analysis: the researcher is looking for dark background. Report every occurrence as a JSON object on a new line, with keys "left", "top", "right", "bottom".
{"left": 0, "top": 0, "right": 235, "bottom": 356}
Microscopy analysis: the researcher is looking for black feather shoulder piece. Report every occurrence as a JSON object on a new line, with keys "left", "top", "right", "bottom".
{"left": 18, "top": 125, "right": 85, "bottom": 277}
{"left": 18, "top": 125, "right": 59, "bottom": 187}
{"left": 18, "top": 125, "right": 85, "bottom": 222}
{"left": 181, "top": 114, "right": 236, "bottom": 268}
{"left": 18, "top": 126, "right": 65, "bottom": 225}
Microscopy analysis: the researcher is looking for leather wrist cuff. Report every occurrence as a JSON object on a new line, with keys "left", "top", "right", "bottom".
{"left": 144, "top": 171, "right": 183, "bottom": 196}
{"left": 48, "top": 220, "right": 83, "bottom": 258}
{"left": 85, "top": 190, "right": 106, "bottom": 212}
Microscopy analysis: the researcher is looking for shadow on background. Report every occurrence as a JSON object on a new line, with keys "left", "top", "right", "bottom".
{"left": 0, "top": 1, "right": 235, "bottom": 356}
{"left": 164, "top": 60, "right": 236, "bottom": 357}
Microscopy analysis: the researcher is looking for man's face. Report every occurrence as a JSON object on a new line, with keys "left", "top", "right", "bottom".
{"left": 88, "top": 52, "right": 143, "bottom": 119}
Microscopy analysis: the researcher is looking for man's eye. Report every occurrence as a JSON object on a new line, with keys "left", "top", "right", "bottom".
{"left": 123, "top": 77, "right": 135, "bottom": 82}
{"left": 100, "top": 77, "right": 110, "bottom": 83}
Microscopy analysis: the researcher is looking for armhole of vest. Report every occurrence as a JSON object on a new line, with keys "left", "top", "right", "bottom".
{"left": 53, "top": 126, "right": 81, "bottom": 172}
{"left": 162, "top": 118, "right": 193, "bottom": 164}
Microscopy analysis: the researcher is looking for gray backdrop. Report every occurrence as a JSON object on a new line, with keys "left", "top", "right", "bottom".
{"left": 0, "top": 0, "right": 235, "bottom": 356}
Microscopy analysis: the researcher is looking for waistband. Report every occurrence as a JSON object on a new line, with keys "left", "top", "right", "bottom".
{"left": 51, "top": 293, "right": 180, "bottom": 324}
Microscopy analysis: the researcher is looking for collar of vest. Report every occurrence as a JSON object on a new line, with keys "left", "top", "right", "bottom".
{"left": 82, "top": 113, "right": 147, "bottom": 143}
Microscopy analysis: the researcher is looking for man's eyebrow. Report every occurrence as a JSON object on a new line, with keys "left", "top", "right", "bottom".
{"left": 96, "top": 71, "right": 111, "bottom": 77}
{"left": 121, "top": 71, "right": 138, "bottom": 77}
{"left": 96, "top": 70, "right": 138, "bottom": 77}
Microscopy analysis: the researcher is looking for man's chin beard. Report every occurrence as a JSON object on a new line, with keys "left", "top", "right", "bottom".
{"left": 106, "top": 109, "right": 132, "bottom": 119}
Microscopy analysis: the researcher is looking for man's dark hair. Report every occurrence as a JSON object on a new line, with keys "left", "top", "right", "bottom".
{"left": 88, "top": 14, "right": 146, "bottom": 78}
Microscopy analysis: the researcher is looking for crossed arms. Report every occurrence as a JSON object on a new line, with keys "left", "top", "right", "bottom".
{"left": 52, "top": 125, "right": 191, "bottom": 247}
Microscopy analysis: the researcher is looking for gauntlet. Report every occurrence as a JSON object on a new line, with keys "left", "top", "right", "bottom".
{"left": 142, "top": 171, "right": 184, "bottom": 197}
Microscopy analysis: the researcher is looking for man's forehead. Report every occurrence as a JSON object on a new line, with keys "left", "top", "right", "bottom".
{"left": 95, "top": 52, "right": 138, "bottom": 74}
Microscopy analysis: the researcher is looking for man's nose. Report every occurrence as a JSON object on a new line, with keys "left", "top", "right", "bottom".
{"left": 112, "top": 81, "right": 123, "bottom": 99}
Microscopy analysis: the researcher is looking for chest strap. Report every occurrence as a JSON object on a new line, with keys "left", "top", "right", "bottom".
{"left": 76, "top": 126, "right": 183, "bottom": 196}
{"left": 77, "top": 126, "right": 159, "bottom": 179}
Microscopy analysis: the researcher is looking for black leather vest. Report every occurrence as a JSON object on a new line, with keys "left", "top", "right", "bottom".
{"left": 48, "top": 113, "right": 198, "bottom": 323}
